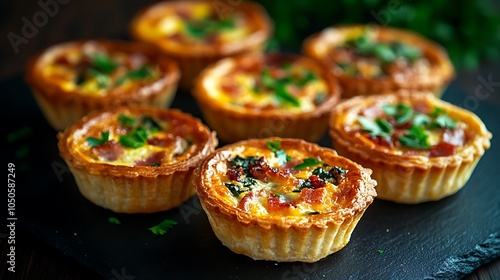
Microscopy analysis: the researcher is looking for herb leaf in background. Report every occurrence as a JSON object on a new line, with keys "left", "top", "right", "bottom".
{"left": 256, "top": 0, "right": 500, "bottom": 69}
{"left": 148, "top": 219, "right": 177, "bottom": 235}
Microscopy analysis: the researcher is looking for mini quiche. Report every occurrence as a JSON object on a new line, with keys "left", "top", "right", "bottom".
{"left": 195, "top": 138, "right": 376, "bottom": 262}
{"left": 303, "top": 25, "right": 454, "bottom": 98}
{"left": 129, "top": 0, "right": 272, "bottom": 89}
{"left": 193, "top": 52, "right": 340, "bottom": 143}
{"left": 25, "top": 40, "right": 180, "bottom": 131}
{"left": 58, "top": 106, "right": 217, "bottom": 213}
{"left": 329, "top": 92, "right": 491, "bottom": 204}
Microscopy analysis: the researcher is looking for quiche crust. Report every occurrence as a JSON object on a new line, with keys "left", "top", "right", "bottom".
{"left": 195, "top": 137, "right": 376, "bottom": 262}
{"left": 303, "top": 25, "right": 455, "bottom": 98}
{"left": 58, "top": 106, "right": 217, "bottom": 213}
{"left": 329, "top": 91, "right": 491, "bottom": 203}
{"left": 25, "top": 40, "right": 180, "bottom": 131}
{"left": 193, "top": 52, "right": 340, "bottom": 143}
{"left": 129, "top": 0, "right": 272, "bottom": 89}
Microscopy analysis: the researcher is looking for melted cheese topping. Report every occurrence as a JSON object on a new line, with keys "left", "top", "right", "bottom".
{"left": 202, "top": 59, "right": 329, "bottom": 113}
{"left": 216, "top": 146, "right": 347, "bottom": 217}
{"left": 41, "top": 45, "right": 159, "bottom": 96}
{"left": 73, "top": 114, "right": 191, "bottom": 167}
{"left": 134, "top": 2, "right": 251, "bottom": 44}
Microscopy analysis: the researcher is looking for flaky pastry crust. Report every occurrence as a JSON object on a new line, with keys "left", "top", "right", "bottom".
{"left": 25, "top": 40, "right": 180, "bottom": 130}
{"left": 329, "top": 91, "right": 491, "bottom": 203}
{"left": 129, "top": 0, "right": 273, "bottom": 89}
{"left": 195, "top": 137, "right": 376, "bottom": 262}
{"left": 303, "top": 25, "right": 455, "bottom": 98}
{"left": 193, "top": 52, "right": 340, "bottom": 143}
{"left": 58, "top": 106, "right": 217, "bottom": 213}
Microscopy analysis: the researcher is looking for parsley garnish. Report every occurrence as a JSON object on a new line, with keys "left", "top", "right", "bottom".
{"left": 266, "top": 140, "right": 292, "bottom": 165}
{"left": 398, "top": 126, "right": 431, "bottom": 149}
{"left": 185, "top": 17, "right": 235, "bottom": 39}
{"left": 357, "top": 116, "right": 393, "bottom": 141}
{"left": 90, "top": 53, "right": 118, "bottom": 74}
{"left": 88, "top": 68, "right": 110, "bottom": 89}
{"left": 86, "top": 131, "right": 110, "bottom": 147}
{"left": 346, "top": 33, "right": 422, "bottom": 64}
{"left": 294, "top": 158, "right": 324, "bottom": 170}
{"left": 118, "top": 114, "right": 135, "bottom": 127}
{"left": 275, "top": 84, "right": 301, "bottom": 107}
{"left": 430, "top": 107, "right": 456, "bottom": 129}
{"left": 116, "top": 66, "right": 155, "bottom": 86}
{"left": 382, "top": 104, "right": 413, "bottom": 125}
{"left": 224, "top": 183, "right": 248, "bottom": 197}
{"left": 119, "top": 127, "right": 149, "bottom": 149}
{"left": 378, "top": 249, "right": 384, "bottom": 255}
{"left": 148, "top": 219, "right": 177, "bottom": 235}
{"left": 108, "top": 217, "right": 121, "bottom": 224}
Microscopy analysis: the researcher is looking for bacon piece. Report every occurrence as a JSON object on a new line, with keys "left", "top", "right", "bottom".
{"left": 134, "top": 151, "right": 166, "bottom": 166}
{"left": 227, "top": 167, "right": 243, "bottom": 181}
{"left": 267, "top": 193, "right": 297, "bottom": 213}
{"left": 429, "top": 142, "right": 455, "bottom": 157}
{"left": 248, "top": 157, "right": 271, "bottom": 182}
{"left": 219, "top": 78, "right": 241, "bottom": 96}
{"left": 53, "top": 56, "right": 72, "bottom": 66}
{"left": 301, "top": 188, "right": 325, "bottom": 204}
{"left": 308, "top": 175, "right": 326, "bottom": 189}
{"left": 147, "top": 135, "right": 177, "bottom": 147}
{"left": 412, "top": 101, "right": 432, "bottom": 114}
{"left": 238, "top": 193, "right": 254, "bottom": 212}
{"left": 92, "top": 140, "right": 123, "bottom": 161}
{"left": 283, "top": 158, "right": 301, "bottom": 170}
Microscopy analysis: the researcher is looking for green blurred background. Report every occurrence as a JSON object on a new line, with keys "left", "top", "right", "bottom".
{"left": 256, "top": 0, "right": 500, "bottom": 70}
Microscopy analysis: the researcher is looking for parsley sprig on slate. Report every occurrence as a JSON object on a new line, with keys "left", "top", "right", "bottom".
{"left": 148, "top": 219, "right": 177, "bottom": 235}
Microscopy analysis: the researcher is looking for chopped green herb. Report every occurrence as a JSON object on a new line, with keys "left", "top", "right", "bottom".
{"left": 430, "top": 108, "right": 456, "bottom": 129}
{"left": 310, "top": 165, "right": 345, "bottom": 184}
{"left": 412, "top": 113, "right": 432, "bottom": 126}
{"left": 382, "top": 103, "right": 412, "bottom": 125}
{"left": 148, "top": 219, "right": 177, "bottom": 235}
{"left": 118, "top": 114, "right": 135, "bottom": 127}
{"left": 91, "top": 53, "right": 118, "bottom": 74}
{"left": 185, "top": 17, "right": 235, "bottom": 39}
{"left": 294, "top": 158, "right": 324, "bottom": 170}
{"left": 140, "top": 116, "right": 162, "bottom": 132}
{"left": 398, "top": 126, "right": 430, "bottom": 149}
{"left": 261, "top": 68, "right": 276, "bottom": 88}
{"left": 297, "top": 71, "right": 317, "bottom": 87}
{"left": 224, "top": 183, "right": 248, "bottom": 197}
{"left": 116, "top": 66, "right": 155, "bottom": 86}
{"left": 357, "top": 116, "right": 393, "bottom": 140}
{"left": 7, "top": 126, "right": 33, "bottom": 143}
{"left": 275, "top": 84, "right": 300, "bottom": 107}
{"left": 15, "top": 145, "right": 30, "bottom": 159}
{"left": 393, "top": 42, "right": 422, "bottom": 61}
{"left": 119, "top": 128, "right": 149, "bottom": 149}
{"left": 108, "top": 217, "right": 121, "bottom": 225}
{"left": 372, "top": 44, "right": 396, "bottom": 63}
{"left": 87, "top": 68, "right": 109, "bottom": 89}
{"left": 266, "top": 140, "right": 292, "bottom": 165}
{"left": 86, "top": 131, "right": 110, "bottom": 147}
{"left": 378, "top": 249, "right": 384, "bottom": 254}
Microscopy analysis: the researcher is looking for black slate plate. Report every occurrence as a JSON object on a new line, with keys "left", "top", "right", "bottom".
{"left": 4, "top": 72, "right": 500, "bottom": 280}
